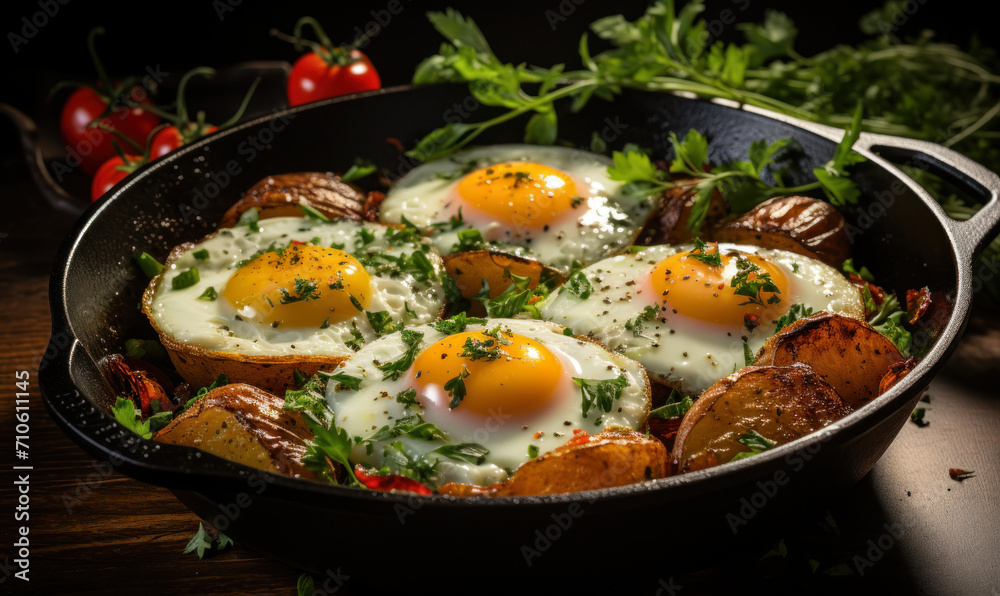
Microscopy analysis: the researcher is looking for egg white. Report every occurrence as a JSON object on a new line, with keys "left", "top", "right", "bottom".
{"left": 378, "top": 144, "right": 656, "bottom": 274}
{"left": 539, "top": 244, "right": 865, "bottom": 396}
{"left": 325, "top": 318, "right": 650, "bottom": 488}
{"left": 147, "top": 217, "right": 446, "bottom": 357}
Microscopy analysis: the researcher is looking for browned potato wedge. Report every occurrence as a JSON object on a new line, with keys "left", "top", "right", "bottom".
{"left": 155, "top": 383, "right": 316, "bottom": 479}
{"left": 438, "top": 428, "right": 667, "bottom": 497}
{"left": 141, "top": 240, "right": 349, "bottom": 394}
{"left": 711, "top": 196, "right": 850, "bottom": 268}
{"left": 636, "top": 181, "right": 728, "bottom": 245}
{"left": 671, "top": 364, "right": 851, "bottom": 474}
{"left": 443, "top": 250, "right": 565, "bottom": 316}
{"left": 217, "top": 172, "right": 380, "bottom": 228}
{"left": 753, "top": 312, "right": 904, "bottom": 409}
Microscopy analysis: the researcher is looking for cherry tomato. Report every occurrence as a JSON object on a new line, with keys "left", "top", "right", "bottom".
{"left": 91, "top": 154, "right": 142, "bottom": 201}
{"left": 149, "top": 124, "right": 219, "bottom": 160}
{"left": 60, "top": 86, "right": 160, "bottom": 175}
{"left": 287, "top": 49, "right": 381, "bottom": 107}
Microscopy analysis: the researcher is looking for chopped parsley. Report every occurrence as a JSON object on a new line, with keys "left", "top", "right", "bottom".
{"left": 432, "top": 312, "right": 487, "bottom": 334}
{"left": 299, "top": 204, "right": 331, "bottom": 222}
{"left": 730, "top": 430, "right": 775, "bottom": 461}
{"left": 354, "top": 227, "right": 377, "bottom": 248}
{"left": 238, "top": 207, "right": 260, "bottom": 232}
{"left": 395, "top": 387, "right": 418, "bottom": 406}
{"left": 527, "top": 444, "right": 540, "bottom": 459}
{"left": 284, "top": 375, "right": 333, "bottom": 424}
{"left": 772, "top": 303, "right": 814, "bottom": 334}
{"left": 326, "top": 371, "right": 363, "bottom": 391}
{"left": 452, "top": 228, "right": 485, "bottom": 252}
{"left": 366, "top": 310, "right": 400, "bottom": 336}
{"left": 689, "top": 238, "right": 723, "bottom": 267}
{"left": 648, "top": 389, "right": 694, "bottom": 419}
{"left": 378, "top": 330, "right": 424, "bottom": 381}
{"left": 564, "top": 271, "right": 593, "bottom": 300}
{"left": 573, "top": 373, "right": 628, "bottom": 419}
{"left": 192, "top": 249, "right": 210, "bottom": 261}
{"left": 444, "top": 365, "right": 470, "bottom": 409}
{"left": 345, "top": 324, "right": 365, "bottom": 351}
{"left": 430, "top": 443, "right": 489, "bottom": 465}
{"left": 278, "top": 278, "right": 320, "bottom": 304}
{"left": 197, "top": 286, "right": 218, "bottom": 301}
{"left": 369, "top": 414, "right": 447, "bottom": 442}
{"left": 625, "top": 304, "right": 659, "bottom": 337}
{"left": 731, "top": 256, "right": 781, "bottom": 306}
{"left": 743, "top": 339, "right": 755, "bottom": 366}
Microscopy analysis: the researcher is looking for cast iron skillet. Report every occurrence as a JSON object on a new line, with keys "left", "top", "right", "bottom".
{"left": 39, "top": 84, "right": 1000, "bottom": 587}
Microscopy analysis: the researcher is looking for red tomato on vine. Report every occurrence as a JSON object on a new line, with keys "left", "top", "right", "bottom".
{"left": 57, "top": 28, "right": 160, "bottom": 174}
{"left": 273, "top": 17, "right": 382, "bottom": 107}
{"left": 90, "top": 153, "right": 144, "bottom": 201}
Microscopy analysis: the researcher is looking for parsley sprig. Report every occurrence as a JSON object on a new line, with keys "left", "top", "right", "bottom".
{"left": 731, "top": 256, "right": 782, "bottom": 307}
{"left": 573, "top": 373, "right": 628, "bottom": 419}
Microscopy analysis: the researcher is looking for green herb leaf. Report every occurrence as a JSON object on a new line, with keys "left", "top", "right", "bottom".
{"left": 301, "top": 415, "right": 362, "bottom": 487}
{"left": 134, "top": 252, "right": 164, "bottom": 278}
{"left": 171, "top": 268, "right": 200, "bottom": 290}
{"left": 112, "top": 396, "right": 151, "bottom": 439}
{"left": 431, "top": 442, "right": 489, "bottom": 465}
{"left": 432, "top": 312, "right": 488, "bottom": 335}
{"left": 238, "top": 207, "right": 260, "bottom": 232}
{"left": 730, "top": 429, "right": 775, "bottom": 461}
{"left": 573, "top": 374, "right": 628, "bottom": 418}
{"left": 342, "top": 158, "right": 378, "bottom": 182}
{"left": 444, "top": 365, "right": 470, "bottom": 409}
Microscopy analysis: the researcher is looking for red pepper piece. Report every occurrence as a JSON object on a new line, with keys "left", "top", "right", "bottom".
{"left": 354, "top": 466, "right": 432, "bottom": 495}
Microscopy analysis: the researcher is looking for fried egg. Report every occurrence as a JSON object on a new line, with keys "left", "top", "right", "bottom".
{"left": 326, "top": 318, "right": 650, "bottom": 488}
{"left": 378, "top": 145, "right": 656, "bottom": 274}
{"left": 146, "top": 216, "right": 446, "bottom": 357}
{"left": 539, "top": 243, "right": 865, "bottom": 395}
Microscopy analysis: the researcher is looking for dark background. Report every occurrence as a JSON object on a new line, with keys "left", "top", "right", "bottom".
{"left": 1, "top": 0, "right": 991, "bottom": 115}
{"left": 2, "top": 1, "right": 998, "bottom": 595}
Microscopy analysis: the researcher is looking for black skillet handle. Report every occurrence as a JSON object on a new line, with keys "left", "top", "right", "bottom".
{"left": 851, "top": 132, "right": 1000, "bottom": 261}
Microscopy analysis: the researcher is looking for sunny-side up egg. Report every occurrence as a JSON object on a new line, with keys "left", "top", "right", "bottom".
{"left": 146, "top": 216, "right": 446, "bottom": 357}
{"left": 539, "top": 243, "right": 865, "bottom": 396}
{"left": 378, "top": 145, "right": 657, "bottom": 274}
{"left": 326, "top": 318, "right": 650, "bottom": 488}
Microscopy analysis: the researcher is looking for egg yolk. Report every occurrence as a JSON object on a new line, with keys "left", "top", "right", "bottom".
{"left": 411, "top": 330, "right": 562, "bottom": 417}
{"left": 223, "top": 244, "right": 372, "bottom": 328}
{"left": 455, "top": 162, "right": 577, "bottom": 228}
{"left": 649, "top": 247, "right": 789, "bottom": 327}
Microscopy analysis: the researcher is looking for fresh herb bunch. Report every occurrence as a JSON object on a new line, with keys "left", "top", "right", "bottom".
{"left": 412, "top": 0, "right": 1000, "bottom": 298}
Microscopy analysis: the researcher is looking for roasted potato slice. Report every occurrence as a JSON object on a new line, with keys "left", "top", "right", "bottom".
{"left": 217, "top": 172, "right": 381, "bottom": 228}
{"left": 438, "top": 428, "right": 668, "bottom": 497}
{"left": 671, "top": 364, "right": 851, "bottom": 474}
{"left": 711, "top": 196, "right": 850, "bottom": 268}
{"left": 155, "top": 383, "right": 316, "bottom": 479}
{"left": 443, "top": 250, "right": 565, "bottom": 316}
{"left": 753, "top": 312, "right": 904, "bottom": 409}
{"left": 141, "top": 239, "right": 348, "bottom": 394}
{"left": 636, "top": 181, "right": 728, "bottom": 245}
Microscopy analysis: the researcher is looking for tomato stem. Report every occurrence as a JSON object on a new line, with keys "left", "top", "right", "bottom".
{"left": 273, "top": 16, "right": 358, "bottom": 67}
{"left": 86, "top": 27, "right": 116, "bottom": 99}
{"left": 218, "top": 76, "right": 261, "bottom": 129}
{"left": 176, "top": 67, "right": 216, "bottom": 126}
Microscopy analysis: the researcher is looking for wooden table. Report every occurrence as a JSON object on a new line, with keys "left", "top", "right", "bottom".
{"left": 2, "top": 137, "right": 999, "bottom": 595}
